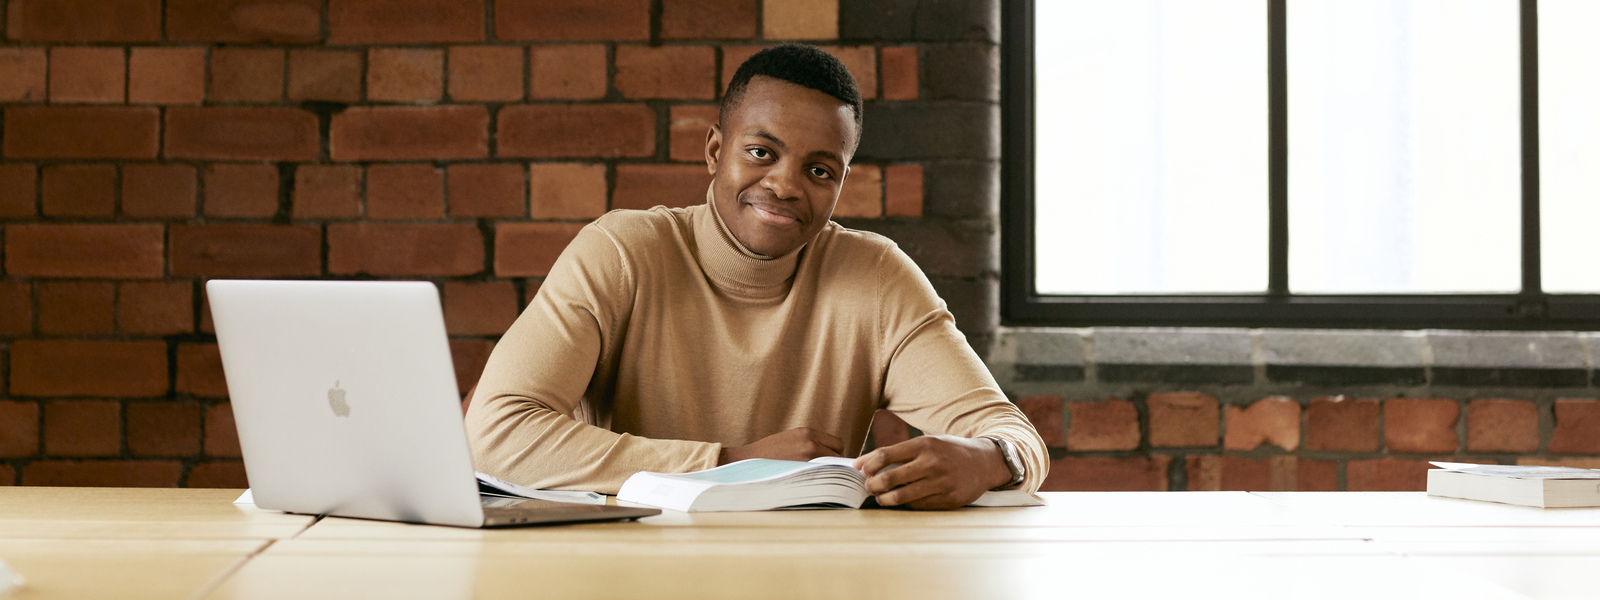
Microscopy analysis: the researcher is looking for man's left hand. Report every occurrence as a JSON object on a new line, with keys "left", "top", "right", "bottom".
{"left": 852, "top": 435, "right": 1012, "bottom": 510}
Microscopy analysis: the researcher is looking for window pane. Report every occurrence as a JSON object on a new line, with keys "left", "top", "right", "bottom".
{"left": 1034, "top": 0, "right": 1267, "bottom": 295}
{"left": 1288, "top": 0, "right": 1520, "bottom": 294}
{"left": 1540, "top": 0, "right": 1600, "bottom": 293}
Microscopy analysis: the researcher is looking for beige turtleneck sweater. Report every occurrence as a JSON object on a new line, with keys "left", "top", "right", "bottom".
{"left": 463, "top": 196, "right": 1047, "bottom": 495}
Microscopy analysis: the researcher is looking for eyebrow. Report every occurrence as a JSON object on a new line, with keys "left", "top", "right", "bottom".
{"left": 747, "top": 129, "right": 844, "bottom": 166}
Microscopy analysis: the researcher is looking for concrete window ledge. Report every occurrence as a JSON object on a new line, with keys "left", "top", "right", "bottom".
{"left": 989, "top": 327, "right": 1599, "bottom": 390}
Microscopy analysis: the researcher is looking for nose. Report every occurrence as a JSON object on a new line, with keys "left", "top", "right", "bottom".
{"left": 760, "top": 164, "right": 803, "bottom": 201}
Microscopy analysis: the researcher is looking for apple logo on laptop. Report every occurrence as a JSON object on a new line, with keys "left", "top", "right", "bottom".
{"left": 328, "top": 380, "right": 350, "bottom": 417}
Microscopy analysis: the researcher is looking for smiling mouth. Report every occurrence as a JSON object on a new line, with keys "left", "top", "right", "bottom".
{"left": 746, "top": 202, "right": 801, "bottom": 226}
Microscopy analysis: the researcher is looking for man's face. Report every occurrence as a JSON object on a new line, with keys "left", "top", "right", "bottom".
{"left": 705, "top": 76, "right": 857, "bottom": 258}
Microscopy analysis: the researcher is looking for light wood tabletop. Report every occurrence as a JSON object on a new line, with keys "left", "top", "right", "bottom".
{"left": 3, "top": 488, "right": 1599, "bottom": 599}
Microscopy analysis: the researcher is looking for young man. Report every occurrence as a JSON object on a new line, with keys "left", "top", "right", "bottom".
{"left": 465, "top": 44, "right": 1045, "bottom": 509}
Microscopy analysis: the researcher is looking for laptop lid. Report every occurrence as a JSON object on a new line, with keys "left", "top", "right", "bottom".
{"left": 208, "top": 280, "right": 486, "bottom": 527}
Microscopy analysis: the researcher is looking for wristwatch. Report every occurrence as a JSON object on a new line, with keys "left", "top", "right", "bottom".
{"left": 981, "top": 436, "right": 1025, "bottom": 489}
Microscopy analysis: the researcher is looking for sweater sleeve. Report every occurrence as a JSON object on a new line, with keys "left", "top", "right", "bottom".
{"left": 875, "top": 247, "right": 1049, "bottom": 493}
{"left": 463, "top": 220, "right": 720, "bottom": 494}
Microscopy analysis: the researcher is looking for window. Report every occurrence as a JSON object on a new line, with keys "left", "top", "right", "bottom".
{"left": 1003, "top": 0, "right": 1600, "bottom": 329}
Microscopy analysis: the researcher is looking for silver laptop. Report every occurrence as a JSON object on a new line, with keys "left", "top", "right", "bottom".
{"left": 207, "top": 279, "right": 658, "bottom": 527}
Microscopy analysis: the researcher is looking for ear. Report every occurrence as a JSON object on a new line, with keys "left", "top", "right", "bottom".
{"left": 705, "top": 123, "right": 724, "bottom": 176}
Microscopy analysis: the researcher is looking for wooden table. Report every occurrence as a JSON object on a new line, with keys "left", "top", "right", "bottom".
{"left": 2, "top": 488, "right": 1596, "bottom": 599}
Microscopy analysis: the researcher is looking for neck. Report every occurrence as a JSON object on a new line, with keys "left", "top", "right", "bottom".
{"left": 694, "top": 187, "right": 803, "bottom": 299}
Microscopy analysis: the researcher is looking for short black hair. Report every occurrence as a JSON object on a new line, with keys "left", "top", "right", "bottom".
{"left": 720, "top": 43, "right": 864, "bottom": 147}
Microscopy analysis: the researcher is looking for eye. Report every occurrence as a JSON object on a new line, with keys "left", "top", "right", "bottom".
{"left": 747, "top": 147, "right": 771, "bottom": 160}
{"left": 808, "top": 166, "right": 833, "bottom": 179}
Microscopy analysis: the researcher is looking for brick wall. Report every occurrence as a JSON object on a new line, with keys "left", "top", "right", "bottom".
{"left": 0, "top": 0, "right": 1000, "bottom": 487}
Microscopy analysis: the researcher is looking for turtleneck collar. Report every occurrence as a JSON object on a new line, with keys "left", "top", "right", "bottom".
{"left": 693, "top": 185, "right": 804, "bottom": 299}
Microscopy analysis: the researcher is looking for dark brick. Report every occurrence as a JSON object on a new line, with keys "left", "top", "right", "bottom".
{"left": 170, "top": 225, "right": 323, "bottom": 277}
{"left": 926, "top": 275, "right": 995, "bottom": 346}
{"left": 858, "top": 103, "right": 997, "bottom": 160}
{"left": 845, "top": 219, "right": 994, "bottom": 279}
{"left": 6, "top": 0, "right": 162, "bottom": 42}
{"left": 328, "top": 0, "right": 485, "bottom": 44}
{"left": 921, "top": 160, "right": 995, "bottom": 219}
{"left": 920, "top": 43, "right": 997, "bottom": 101}
{"left": 839, "top": 0, "right": 998, "bottom": 42}
{"left": 167, "top": 0, "right": 322, "bottom": 42}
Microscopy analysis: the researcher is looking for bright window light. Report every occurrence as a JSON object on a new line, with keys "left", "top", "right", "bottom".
{"left": 1539, "top": 0, "right": 1600, "bottom": 294}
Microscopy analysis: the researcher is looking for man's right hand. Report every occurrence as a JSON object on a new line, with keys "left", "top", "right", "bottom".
{"left": 718, "top": 427, "right": 843, "bottom": 464}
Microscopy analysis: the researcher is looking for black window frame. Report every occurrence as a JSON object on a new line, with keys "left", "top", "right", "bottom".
{"left": 1001, "top": 0, "right": 1600, "bottom": 330}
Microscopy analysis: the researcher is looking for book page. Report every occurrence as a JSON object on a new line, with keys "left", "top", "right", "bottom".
{"left": 1430, "top": 462, "right": 1600, "bottom": 479}
{"left": 662, "top": 459, "right": 821, "bottom": 484}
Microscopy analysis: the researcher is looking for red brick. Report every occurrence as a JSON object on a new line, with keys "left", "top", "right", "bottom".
{"left": 127, "top": 401, "right": 202, "bottom": 457}
{"left": 329, "top": 0, "right": 485, "bottom": 44}
{"left": 1015, "top": 395, "right": 1062, "bottom": 446}
{"left": 820, "top": 45, "right": 876, "bottom": 100}
{"left": 1187, "top": 455, "right": 1296, "bottom": 492}
{"left": 0, "top": 48, "right": 49, "bottom": 102}
{"left": 165, "top": 107, "right": 319, "bottom": 161}
{"left": 22, "top": 460, "right": 182, "bottom": 487}
{"left": 1383, "top": 398, "right": 1459, "bottom": 453}
{"left": 884, "top": 164, "right": 924, "bottom": 217}
{"left": 1348, "top": 458, "right": 1433, "bottom": 492}
{"left": 328, "top": 224, "right": 484, "bottom": 276}
{"left": 670, "top": 105, "right": 720, "bottom": 163}
{"left": 448, "top": 164, "right": 525, "bottom": 218}
{"left": 523, "top": 280, "right": 544, "bottom": 308}
{"left": 0, "top": 401, "right": 41, "bottom": 457}
{"left": 496, "top": 0, "right": 649, "bottom": 41}
{"left": 205, "top": 403, "right": 241, "bottom": 457}
{"left": 495, "top": 223, "right": 585, "bottom": 277}
{"left": 498, "top": 105, "right": 655, "bottom": 158}
{"left": 48, "top": 46, "right": 125, "bottom": 103}
{"left": 166, "top": 0, "right": 321, "bottom": 43}
{"left": 834, "top": 164, "right": 882, "bottom": 218}
{"left": 367, "top": 164, "right": 445, "bottom": 219}
{"left": 119, "top": 281, "right": 194, "bottom": 335}
{"left": 662, "top": 0, "right": 757, "bottom": 39}
{"left": 870, "top": 409, "right": 911, "bottom": 449}
{"left": 1465, "top": 398, "right": 1538, "bottom": 453}
{"left": 614, "top": 164, "right": 711, "bottom": 211}
{"left": 1042, "top": 456, "right": 1170, "bottom": 492}
{"left": 449, "top": 339, "right": 495, "bottom": 395}
{"left": 288, "top": 49, "right": 362, "bottom": 102}
{"left": 177, "top": 343, "right": 229, "bottom": 398}
{"left": 4, "top": 224, "right": 165, "bottom": 278}
{"left": 122, "top": 164, "right": 197, "bottom": 218}
{"left": 38, "top": 281, "right": 115, "bottom": 335}
{"left": 720, "top": 46, "right": 765, "bottom": 93}
{"left": 1550, "top": 398, "right": 1600, "bottom": 454}
{"left": 1064, "top": 398, "right": 1139, "bottom": 451}
{"left": 449, "top": 46, "right": 523, "bottom": 102}
{"left": 293, "top": 165, "right": 363, "bottom": 219}
{"left": 0, "top": 283, "right": 32, "bottom": 336}
{"left": 1147, "top": 392, "right": 1219, "bottom": 448}
{"left": 12, "top": 341, "right": 169, "bottom": 397}
{"left": 128, "top": 47, "right": 205, "bottom": 104}
{"left": 528, "top": 163, "right": 607, "bottom": 219}
{"left": 0, "top": 466, "right": 11, "bottom": 485}
{"left": 763, "top": 0, "right": 838, "bottom": 40}
{"left": 1298, "top": 459, "right": 1339, "bottom": 491}
{"left": 41, "top": 164, "right": 116, "bottom": 217}
{"left": 188, "top": 461, "right": 249, "bottom": 488}
{"left": 368, "top": 48, "right": 444, "bottom": 103}
{"left": 204, "top": 164, "right": 280, "bottom": 218}
{"left": 881, "top": 46, "right": 918, "bottom": 100}
{"left": 7, "top": 0, "right": 162, "bottom": 42}
{"left": 331, "top": 106, "right": 490, "bottom": 161}
{"left": 615, "top": 46, "right": 717, "bottom": 100}
{"left": 442, "top": 281, "right": 519, "bottom": 336}
{"left": 209, "top": 48, "right": 285, "bottom": 103}
{"left": 3, "top": 107, "right": 159, "bottom": 159}
{"left": 0, "top": 164, "right": 37, "bottom": 217}
{"left": 1305, "top": 396, "right": 1380, "bottom": 452}
{"left": 43, "top": 400, "right": 122, "bottom": 456}
{"left": 1224, "top": 396, "right": 1300, "bottom": 451}
{"left": 528, "top": 45, "right": 608, "bottom": 99}
{"left": 170, "top": 224, "right": 323, "bottom": 277}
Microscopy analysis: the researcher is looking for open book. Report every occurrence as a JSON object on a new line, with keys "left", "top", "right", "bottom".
{"left": 1426, "top": 462, "right": 1600, "bottom": 508}
{"left": 617, "top": 456, "right": 1044, "bottom": 512}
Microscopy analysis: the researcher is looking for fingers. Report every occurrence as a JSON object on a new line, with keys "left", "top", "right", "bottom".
{"left": 856, "top": 438, "right": 925, "bottom": 477}
{"left": 875, "top": 478, "right": 945, "bottom": 508}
